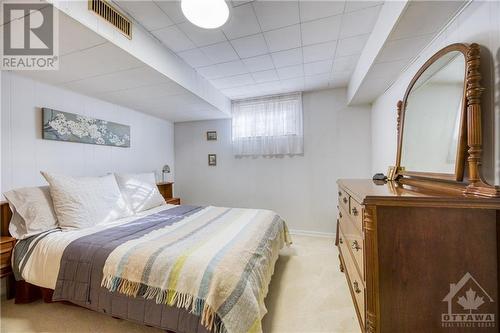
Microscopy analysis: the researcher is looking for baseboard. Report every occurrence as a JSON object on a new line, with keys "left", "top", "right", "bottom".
{"left": 289, "top": 229, "right": 335, "bottom": 238}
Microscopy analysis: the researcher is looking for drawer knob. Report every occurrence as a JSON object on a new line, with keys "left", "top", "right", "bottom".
{"left": 353, "top": 281, "right": 361, "bottom": 294}
{"left": 352, "top": 240, "right": 361, "bottom": 251}
{"left": 343, "top": 197, "right": 348, "bottom": 204}
{"left": 339, "top": 237, "right": 343, "bottom": 244}
{"left": 352, "top": 207, "right": 359, "bottom": 216}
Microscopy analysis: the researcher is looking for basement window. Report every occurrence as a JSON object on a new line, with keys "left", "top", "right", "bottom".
{"left": 231, "top": 92, "right": 303, "bottom": 156}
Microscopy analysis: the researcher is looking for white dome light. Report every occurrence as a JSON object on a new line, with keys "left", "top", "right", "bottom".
{"left": 181, "top": 0, "right": 229, "bottom": 29}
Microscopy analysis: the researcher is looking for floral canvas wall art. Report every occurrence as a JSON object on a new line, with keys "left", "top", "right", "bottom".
{"left": 42, "top": 108, "right": 130, "bottom": 147}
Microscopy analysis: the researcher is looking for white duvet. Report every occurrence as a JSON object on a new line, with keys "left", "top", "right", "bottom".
{"left": 16, "top": 204, "right": 176, "bottom": 289}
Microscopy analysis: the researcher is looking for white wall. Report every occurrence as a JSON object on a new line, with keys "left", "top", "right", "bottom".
{"left": 371, "top": 1, "right": 500, "bottom": 185}
{"left": 1, "top": 72, "right": 175, "bottom": 195}
{"left": 174, "top": 89, "right": 372, "bottom": 235}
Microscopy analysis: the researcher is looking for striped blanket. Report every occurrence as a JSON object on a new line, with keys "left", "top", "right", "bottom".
{"left": 101, "top": 206, "right": 291, "bottom": 333}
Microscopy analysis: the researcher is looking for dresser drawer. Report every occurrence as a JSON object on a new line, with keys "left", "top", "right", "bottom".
{"left": 0, "top": 250, "right": 12, "bottom": 269}
{"left": 348, "top": 256, "right": 365, "bottom": 328}
{"left": 338, "top": 187, "right": 350, "bottom": 213}
{"left": 338, "top": 228, "right": 365, "bottom": 327}
{"left": 0, "top": 240, "right": 15, "bottom": 253}
{"left": 349, "top": 196, "right": 363, "bottom": 234}
{"left": 339, "top": 205, "right": 364, "bottom": 280}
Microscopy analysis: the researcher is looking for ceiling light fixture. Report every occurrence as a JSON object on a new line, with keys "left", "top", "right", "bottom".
{"left": 181, "top": 0, "right": 229, "bottom": 29}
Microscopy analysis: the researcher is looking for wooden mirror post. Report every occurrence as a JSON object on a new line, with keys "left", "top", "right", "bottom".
{"left": 463, "top": 45, "right": 500, "bottom": 197}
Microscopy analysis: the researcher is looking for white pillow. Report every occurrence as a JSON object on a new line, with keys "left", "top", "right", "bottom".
{"left": 4, "top": 186, "right": 58, "bottom": 239}
{"left": 114, "top": 172, "right": 166, "bottom": 213}
{"left": 41, "top": 172, "right": 133, "bottom": 229}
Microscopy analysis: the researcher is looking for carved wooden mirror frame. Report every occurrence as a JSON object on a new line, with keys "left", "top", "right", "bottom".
{"left": 395, "top": 43, "right": 500, "bottom": 198}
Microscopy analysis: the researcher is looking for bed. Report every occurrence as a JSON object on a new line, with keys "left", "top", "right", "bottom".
{"left": 1, "top": 202, "right": 290, "bottom": 333}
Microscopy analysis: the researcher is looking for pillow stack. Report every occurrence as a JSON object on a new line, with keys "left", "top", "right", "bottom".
{"left": 114, "top": 172, "right": 166, "bottom": 213}
{"left": 3, "top": 171, "right": 168, "bottom": 237}
{"left": 41, "top": 172, "right": 134, "bottom": 229}
{"left": 4, "top": 186, "right": 58, "bottom": 239}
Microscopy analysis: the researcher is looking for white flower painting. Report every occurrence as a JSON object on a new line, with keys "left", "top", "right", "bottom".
{"left": 42, "top": 108, "right": 130, "bottom": 147}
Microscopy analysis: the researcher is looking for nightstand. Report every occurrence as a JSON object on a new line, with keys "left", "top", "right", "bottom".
{"left": 166, "top": 198, "right": 181, "bottom": 205}
{"left": 1, "top": 236, "right": 16, "bottom": 299}
{"left": 157, "top": 182, "right": 181, "bottom": 205}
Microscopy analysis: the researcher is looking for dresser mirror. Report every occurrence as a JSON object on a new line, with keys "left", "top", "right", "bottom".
{"left": 395, "top": 43, "right": 499, "bottom": 197}
{"left": 400, "top": 50, "right": 466, "bottom": 179}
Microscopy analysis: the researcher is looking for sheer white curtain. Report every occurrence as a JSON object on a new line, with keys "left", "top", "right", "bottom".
{"left": 231, "top": 92, "right": 303, "bottom": 156}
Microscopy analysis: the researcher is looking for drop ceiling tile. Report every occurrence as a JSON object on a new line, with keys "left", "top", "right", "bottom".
{"left": 212, "top": 73, "right": 254, "bottom": 89}
{"left": 242, "top": 54, "right": 275, "bottom": 72}
{"left": 222, "top": 3, "right": 261, "bottom": 39}
{"left": 196, "top": 65, "right": 221, "bottom": 79}
{"left": 302, "top": 41, "right": 336, "bottom": 63}
{"left": 153, "top": 0, "right": 185, "bottom": 24}
{"left": 332, "top": 55, "right": 359, "bottom": 72}
{"left": 118, "top": 1, "right": 173, "bottom": 31}
{"left": 329, "top": 70, "right": 351, "bottom": 88}
{"left": 255, "top": 81, "right": 282, "bottom": 94}
{"left": 251, "top": 69, "right": 279, "bottom": 83}
{"left": 200, "top": 41, "right": 239, "bottom": 63}
{"left": 215, "top": 60, "right": 250, "bottom": 77}
{"left": 177, "top": 22, "right": 227, "bottom": 47}
{"left": 222, "top": 86, "right": 256, "bottom": 99}
{"left": 377, "top": 34, "right": 434, "bottom": 63}
{"left": 299, "top": 1, "right": 345, "bottom": 22}
{"left": 264, "top": 25, "right": 302, "bottom": 52}
{"left": 152, "top": 25, "right": 195, "bottom": 52}
{"left": 301, "top": 15, "right": 342, "bottom": 46}
{"left": 304, "top": 60, "right": 333, "bottom": 76}
{"left": 345, "top": 1, "right": 383, "bottom": 13}
{"left": 253, "top": 1, "right": 300, "bottom": 31}
{"left": 271, "top": 48, "right": 302, "bottom": 68}
{"left": 280, "top": 77, "right": 305, "bottom": 92}
{"left": 231, "top": 1, "right": 257, "bottom": 8}
{"left": 178, "top": 48, "right": 214, "bottom": 68}
{"left": 304, "top": 73, "right": 330, "bottom": 90}
{"left": 336, "top": 34, "right": 369, "bottom": 57}
{"left": 339, "top": 5, "right": 382, "bottom": 39}
{"left": 230, "top": 34, "right": 269, "bottom": 58}
{"left": 277, "top": 64, "right": 304, "bottom": 80}
{"left": 197, "top": 60, "right": 248, "bottom": 79}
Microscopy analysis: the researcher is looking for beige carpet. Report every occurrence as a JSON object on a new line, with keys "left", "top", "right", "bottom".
{"left": 0, "top": 235, "right": 359, "bottom": 333}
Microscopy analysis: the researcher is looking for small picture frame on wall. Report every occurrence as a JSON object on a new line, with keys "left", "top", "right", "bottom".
{"left": 206, "top": 131, "right": 217, "bottom": 141}
{"left": 208, "top": 154, "right": 217, "bottom": 166}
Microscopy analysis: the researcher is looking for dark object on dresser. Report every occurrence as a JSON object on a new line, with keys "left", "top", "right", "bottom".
{"left": 372, "top": 173, "right": 387, "bottom": 181}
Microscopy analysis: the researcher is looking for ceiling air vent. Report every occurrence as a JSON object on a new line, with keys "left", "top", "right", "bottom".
{"left": 88, "top": 0, "right": 132, "bottom": 39}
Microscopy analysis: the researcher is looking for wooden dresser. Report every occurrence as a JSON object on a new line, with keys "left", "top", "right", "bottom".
{"left": 337, "top": 179, "right": 500, "bottom": 332}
